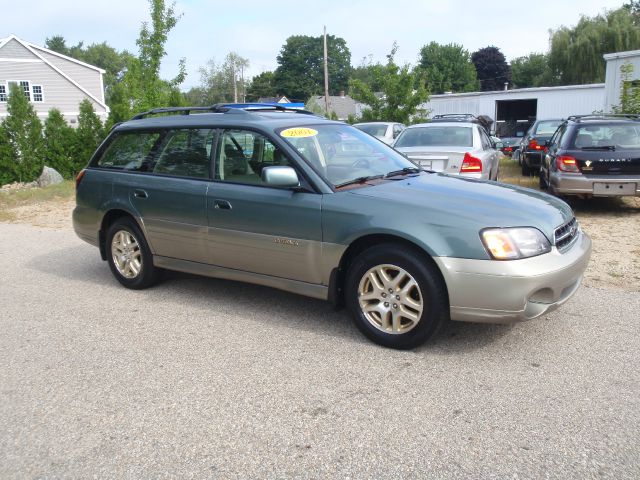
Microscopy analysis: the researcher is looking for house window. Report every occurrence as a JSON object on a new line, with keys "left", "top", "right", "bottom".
{"left": 19, "top": 81, "right": 31, "bottom": 101}
{"left": 0, "top": 85, "right": 6, "bottom": 102}
{"left": 32, "top": 85, "right": 43, "bottom": 102}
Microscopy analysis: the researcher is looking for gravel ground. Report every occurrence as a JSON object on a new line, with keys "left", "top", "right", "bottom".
{"left": 1, "top": 215, "right": 639, "bottom": 478}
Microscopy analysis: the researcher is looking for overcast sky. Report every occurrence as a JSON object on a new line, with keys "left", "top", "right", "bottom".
{"left": 3, "top": 0, "right": 627, "bottom": 89}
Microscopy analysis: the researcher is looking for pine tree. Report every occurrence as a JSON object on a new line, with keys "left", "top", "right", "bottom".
{"left": 0, "top": 124, "right": 15, "bottom": 186}
{"left": 75, "top": 99, "right": 105, "bottom": 171}
{"left": 44, "top": 109, "right": 77, "bottom": 178}
{"left": 1, "top": 83, "right": 44, "bottom": 183}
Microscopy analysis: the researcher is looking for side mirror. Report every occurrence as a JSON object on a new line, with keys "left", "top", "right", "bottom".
{"left": 261, "top": 166, "right": 300, "bottom": 188}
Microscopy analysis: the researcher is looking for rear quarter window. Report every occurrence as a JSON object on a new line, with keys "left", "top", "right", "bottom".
{"left": 95, "top": 132, "right": 161, "bottom": 171}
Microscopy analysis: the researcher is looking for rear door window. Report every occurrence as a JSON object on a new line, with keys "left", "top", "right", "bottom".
{"left": 96, "top": 132, "right": 161, "bottom": 171}
{"left": 151, "top": 128, "right": 215, "bottom": 179}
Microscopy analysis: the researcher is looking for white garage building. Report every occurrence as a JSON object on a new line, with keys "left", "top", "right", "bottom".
{"left": 422, "top": 48, "right": 640, "bottom": 137}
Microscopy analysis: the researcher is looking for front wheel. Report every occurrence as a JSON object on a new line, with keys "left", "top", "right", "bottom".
{"left": 344, "top": 244, "right": 448, "bottom": 349}
{"left": 106, "top": 217, "right": 162, "bottom": 289}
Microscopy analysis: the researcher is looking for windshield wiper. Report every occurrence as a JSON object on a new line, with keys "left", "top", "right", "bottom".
{"left": 384, "top": 167, "right": 422, "bottom": 178}
{"left": 581, "top": 145, "right": 616, "bottom": 151}
{"left": 335, "top": 174, "right": 385, "bottom": 189}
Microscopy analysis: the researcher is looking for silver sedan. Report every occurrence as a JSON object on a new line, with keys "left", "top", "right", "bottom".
{"left": 393, "top": 122, "right": 501, "bottom": 180}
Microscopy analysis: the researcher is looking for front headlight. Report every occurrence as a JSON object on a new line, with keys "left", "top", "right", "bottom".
{"left": 480, "top": 227, "right": 551, "bottom": 260}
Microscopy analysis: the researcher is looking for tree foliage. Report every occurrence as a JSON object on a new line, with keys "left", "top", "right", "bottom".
{"left": 350, "top": 55, "right": 386, "bottom": 92}
{"left": 510, "top": 53, "right": 548, "bottom": 88}
{"left": 75, "top": 99, "right": 105, "bottom": 170}
{"left": 246, "top": 71, "right": 277, "bottom": 101}
{"left": 274, "top": 34, "right": 351, "bottom": 101}
{"left": 471, "top": 46, "right": 511, "bottom": 91}
{"left": 547, "top": 7, "right": 640, "bottom": 85}
{"left": 187, "top": 53, "right": 250, "bottom": 105}
{"left": 417, "top": 42, "right": 478, "bottom": 93}
{"left": 43, "top": 109, "right": 77, "bottom": 178}
{"left": 1, "top": 84, "right": 44, "bottom": 183}
{"left": 611, "top": 62, "right": 640, "bottom": 113}
{"left": 349, "top": 44, "right": 429, "bottom": 124}
{"left": 114, "top": 0, "right": 186, "bottom": 120}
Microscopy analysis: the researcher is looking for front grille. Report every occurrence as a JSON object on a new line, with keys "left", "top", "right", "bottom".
{"left": 554, "top": 217, "right": 579, "bottom": 251}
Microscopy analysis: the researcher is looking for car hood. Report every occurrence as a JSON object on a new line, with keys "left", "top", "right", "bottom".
{"left": 349, "top": 173, "right": 573, "bottom": 240}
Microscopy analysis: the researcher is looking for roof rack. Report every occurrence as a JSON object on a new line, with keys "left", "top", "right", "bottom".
{"left": 567, "top": 114, "right": 640, "bottom": 122}
{"left": 130, "top": 103, "right": 317, "bottom": 120}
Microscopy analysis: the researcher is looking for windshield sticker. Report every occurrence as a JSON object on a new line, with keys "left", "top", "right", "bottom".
{"left": 280, "top": 127, "right": 318, "bottom": 138}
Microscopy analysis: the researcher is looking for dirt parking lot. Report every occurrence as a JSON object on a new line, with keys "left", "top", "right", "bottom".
{"left": 4, "top": 191, "right": 639, "bottom": 292}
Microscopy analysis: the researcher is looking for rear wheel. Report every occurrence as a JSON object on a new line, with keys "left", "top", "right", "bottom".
{"left": 345, "top": 244, "right": 448, "bottom": 349}
{"left": 539, "top": 168, "right": 549, "bottom": 190}
{"left": 521, "top": 161, "right": 531, "bottom": 176}
{"left": 106, "top": 217, "right": 162, "bottom": 289}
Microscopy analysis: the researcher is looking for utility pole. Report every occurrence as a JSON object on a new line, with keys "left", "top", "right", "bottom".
{"left": 323, "top": 26, "right": 330, "bottom": 115}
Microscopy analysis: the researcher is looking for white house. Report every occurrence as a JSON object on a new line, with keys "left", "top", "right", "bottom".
{"left": 0, "top": 34, "right": 108, "bottom": 124}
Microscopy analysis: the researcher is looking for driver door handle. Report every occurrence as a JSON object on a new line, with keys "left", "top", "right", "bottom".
{"left": 213, "top": 199, "right": 232, "bottom": 210}
{"left": 133, "top": 189, "right": 148, "bottom": 199}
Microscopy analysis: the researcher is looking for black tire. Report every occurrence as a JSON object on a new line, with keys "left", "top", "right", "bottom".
{"left": 106, "top": 217, "right": 162, "bottom": 289}
{"left": 521, "top": 161, "right": 531, "bottom": 176}
{"left": 344, "top": 243, "right": 448, "bottom": 349}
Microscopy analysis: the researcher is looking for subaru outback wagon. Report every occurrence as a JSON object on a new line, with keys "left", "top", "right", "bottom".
{"left": 73, "top": 104, "right": 592, "bottom": 349}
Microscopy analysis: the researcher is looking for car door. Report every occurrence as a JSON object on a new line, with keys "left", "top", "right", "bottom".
{"left": 206, "top": 128, "right": 323, "bottom": 284}
{"left": 125, "top": 127, "right": 214, "bottom": 264}
{"left": 478, "top": 127, "right": 499, "bottom": 180}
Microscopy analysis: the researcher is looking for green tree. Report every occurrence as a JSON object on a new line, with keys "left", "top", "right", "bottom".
{"left": 246, "top": 71, "right": 277, "bottom": 101}
{"left": 350, "top": 55, "right": 386, "bottom": 92}
{"left": 43, "top": 109, "right": 77, "bottom": 178}
{"left": 471, "top": 46, "right": 511, "bottom": 91}
{"left": 45, "top": 35, "right": 69, "bottom": 55}
{"left": 0, "top": 124, "right": 15, "bottom": 186}
{"left": 116, "top": 0, "right": 187, "bottom": 119}
{"left": 417, "top": 42, "right": 478, "bottom": 93}
{"left": 547, "top": 7, "right": 640, "bottom": 85}
{"left": 510, "top": 53, "right": 548, "bottom": 88}
{"left": 274, "top": 34, "right": 351, "bottom": 101}
{"left": 75, "top": 99, "right": 105, "bottom": 171}
{"left": 194, "top": 52, "right": 250, "bottom": 105}
{"left": 1, "top": 83, "right": 44, "bottom": 183}
{"left": 611, "top": 62, "right": 640, "bottom": 113}
{"left": 349, "top": 44, "right": 429, "bottom": 124}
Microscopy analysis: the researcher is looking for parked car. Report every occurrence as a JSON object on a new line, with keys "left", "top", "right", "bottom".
{"left": 393, "top": 120, "right": 501, "bottom": 180}
{"left": 353, "top": 121, "right": 405, "bottom": 145}
{"left": 73, "top": 103, "right": 591, "bottom": 349}
{"left": 540, "top": 114, "right": 640, "bottom": 197}
{"left": 520, "top": 119, "right": 563, "bottom": 176}
{"left": 498, "top": 136, "right": 522, "bottom": 156}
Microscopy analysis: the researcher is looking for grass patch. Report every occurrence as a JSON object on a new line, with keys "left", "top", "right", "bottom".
{"left": 0, "top": 181, "right": 74, "bottom": 213}
{"left": 498, "top": 155, "right": 539, "bottom": 190}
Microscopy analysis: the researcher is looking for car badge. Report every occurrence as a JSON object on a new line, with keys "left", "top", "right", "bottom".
{"left": 585, "top": 160, "right": 592, "bottom": 167}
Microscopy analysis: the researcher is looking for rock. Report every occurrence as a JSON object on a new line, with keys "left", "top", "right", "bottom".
{"left": 37, "top": 166, "right": 64, "bottom": 187}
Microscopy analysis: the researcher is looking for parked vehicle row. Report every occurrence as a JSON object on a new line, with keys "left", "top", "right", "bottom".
{"left": 74, "top": 104, "right": 590, "bottom": 349}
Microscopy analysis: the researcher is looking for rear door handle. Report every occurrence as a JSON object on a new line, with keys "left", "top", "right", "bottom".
{"left": 213, "top": 199, "right": 232, "bottom": 210}
{"left": 133, "top": 189, "right": 148, "bottom": 199}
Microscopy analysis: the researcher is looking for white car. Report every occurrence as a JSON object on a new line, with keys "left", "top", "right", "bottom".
{"left": 353, "top": 122, "right": 405, "bottom": 145}
{"left": 393, "top": 121, "right": 501, "bottom": 180}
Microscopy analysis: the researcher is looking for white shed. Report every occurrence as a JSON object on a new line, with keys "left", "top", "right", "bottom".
{"left": 603, "top": 49, "right": 640, "bottom": 112}
{"left": 423, "top": 84, "right": 605, "bottom": 137}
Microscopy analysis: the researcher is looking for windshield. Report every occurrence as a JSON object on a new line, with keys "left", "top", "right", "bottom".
{"left": 574, "top": 124, "right": 640, "bottom": 149}
{"left": 394, "top": 126, "right": 473, "bottom": 148}
{"left": 534, "top": 120, "right": 562, "bottom": 136}
{"left": 355, "top": 124, "right": 388, "bottom": 136}
{"left": 279, "top": 124, "right": 417, "bottom": 187}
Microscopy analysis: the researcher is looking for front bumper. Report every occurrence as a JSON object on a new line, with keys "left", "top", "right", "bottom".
{"left": 551, "top": 172, "right": 640, "bottom": 196}
{"left": 434, "top": 232, "right": 592, "bottom": 324}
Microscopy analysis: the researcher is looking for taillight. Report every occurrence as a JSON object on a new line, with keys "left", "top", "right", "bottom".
{"left": 556, "top": 155, "right": 580, "bottom": 173}
{"left": 529, "top": 139, "right": 543, "bottom": 150}
{"left": 505, "top": 146, "right": 512, "bottom": 152}
{"left": 76, "top": 169, "right": 86, "bottom": 189}
{"left": 461, "top": 153, "right": 483, "bottom": 173}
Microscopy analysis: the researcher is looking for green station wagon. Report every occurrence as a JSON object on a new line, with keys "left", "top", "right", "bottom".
{"left": 73, "top": 104, "right": 592, "bottom": 349}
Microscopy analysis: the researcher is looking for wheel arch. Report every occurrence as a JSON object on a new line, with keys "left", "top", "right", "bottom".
{"left": 98, "top": 209, "right": 145, "bottom": 261}
{"left": 328, "top": 233, "right": 449, "bottom": 309}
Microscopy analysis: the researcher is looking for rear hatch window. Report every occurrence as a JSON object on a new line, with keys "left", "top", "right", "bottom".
{"left": 570, "top": 124, "right": 640, "bottom": 175}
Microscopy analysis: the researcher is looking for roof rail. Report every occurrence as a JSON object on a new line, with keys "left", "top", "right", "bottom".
{"left": 567, "top": 114, "right": 640, "bottom": 122}
{"left": 430, "top": 113, "right": 494, "bottom": 131}
{"left": 130, "top": 103, "right": 317, "bottom": 120}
